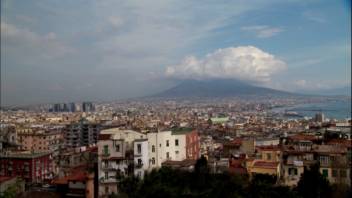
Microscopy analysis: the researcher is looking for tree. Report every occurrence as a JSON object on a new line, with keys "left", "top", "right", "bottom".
{"left": 0, "top": 179, "right": 23, "bottom": 198}
{"left": 295, "top": 163, "right": 332, "bottom": 198}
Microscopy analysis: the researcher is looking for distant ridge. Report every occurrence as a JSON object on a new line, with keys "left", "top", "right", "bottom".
{"left": 152, "top": 79, "right": 293, "bottom": 98}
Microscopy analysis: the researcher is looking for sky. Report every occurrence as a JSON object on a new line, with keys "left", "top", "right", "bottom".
{"left": 1, "top": 0, "right": 351, "bottom": 106}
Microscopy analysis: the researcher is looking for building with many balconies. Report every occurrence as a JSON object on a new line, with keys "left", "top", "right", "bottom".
{"left": 64, "top": 118, "right": 100, "bottom": 148}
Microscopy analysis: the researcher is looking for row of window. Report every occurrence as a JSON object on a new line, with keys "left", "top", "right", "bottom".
{"left": 322, "top": 169, "right": 347, "bottom": 178}
{"left": 151, "top": 139, "right": 179, "bottom": 153}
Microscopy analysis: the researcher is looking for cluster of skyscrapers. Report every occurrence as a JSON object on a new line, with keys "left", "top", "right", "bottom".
{"left": 50, "top": 102, "right": 95, "bottom": 112}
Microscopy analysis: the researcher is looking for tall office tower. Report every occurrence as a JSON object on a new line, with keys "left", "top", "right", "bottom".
{"left": 82, "top": 102, "right": 95, "bottom": 112}
{"left": 68, "top": 102, "right": 76, "bottom": 112}
{"left": 53, "top": 104, "right": 61, "bottom": 112}
{"left": 315, "top": 112, "right": 325, "bottom": 123}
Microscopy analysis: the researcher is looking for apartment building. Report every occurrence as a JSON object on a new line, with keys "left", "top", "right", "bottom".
{"left": 17, "top": 130, "right": 62, "bottom": 152}
{"left": 246, "top": 145, "right": 282, "bottom": 180}
{"left": 147, "top": 128, "right": 200, "bottom": 169}
{"left": 97, "top": 129, "right": 147, "bottom": 197}
{"left": 315, "top": 145, "right": 350, "bottom": 185}
{"left": 58, "top": 146, "right": 97, "bottom": 178}
{"left": 64, "top": 118, "right": 100, "bottom": 148}
{"left": 0, "top": 151, "right": 53, "bottom": 183}
{"left": 96, "top": 128, "right": 200, "bottom": 197}
{"left": 0, "top": 124, "right": 17, "bottom": 152}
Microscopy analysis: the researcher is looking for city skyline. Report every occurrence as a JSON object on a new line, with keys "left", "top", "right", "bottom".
{"left": 1, "top": 0, "right": 351, "bottom": 106}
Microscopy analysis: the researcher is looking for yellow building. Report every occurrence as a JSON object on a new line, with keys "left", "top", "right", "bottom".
{"left": 246, "top": 159, "right": 281, "bottom": 179}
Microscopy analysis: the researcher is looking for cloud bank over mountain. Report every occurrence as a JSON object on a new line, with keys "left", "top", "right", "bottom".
{"left": 165, "top": 46, "right": 287, "bottom": 83}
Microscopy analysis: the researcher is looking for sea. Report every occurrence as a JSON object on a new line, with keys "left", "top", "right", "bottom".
{"left": 271, "top": 99, "right": 351, "bottom": 120}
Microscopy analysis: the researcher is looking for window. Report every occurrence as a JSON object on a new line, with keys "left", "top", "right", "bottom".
{"left": 175, "top": 139, "right": 179, "bottom": 146}
{"left": 104, "top": 160, "right": 109, "bottom": 168}
{"left": 103, "top": 145, "right": 109, "bottom": 155}
{"left": 138, "top": 159, "right": 142, "bottom": 166}
{"left": 340, "top": 170, "right": 347, "bottom": 178}
{"left": 332, "top": 169, "right": 338, "bottom": 177}
{"left": 175, "top": 151, "right": 179, "bottom": 155}
{"left": 266, "top": 153, "right": 272, "bottom": 160}
{"left": 116, "top": 144, "right": 120, "bottom": 152}
{"left": 166, "top": 152, "right": 170, "bottom": 159}
{"left": 166, "top": 140, "right": 169, "bottom": 147}
{"left": 152, "top": 145, "right": 155, "bottom": 152}
{"left": 152, "top": 157, "right": 155, "bottom": 165}
{"left": 137, "top": 144, "right": 141, "bottom": 154}
{"left": 319, "top": 156, "right": 329, "bottom": 165}
{"left": 322, "top": 169, "right": 328, "bottom": 177}
{"left": 105, "top": 172, "right": 108, "bottom": 180}
{"left": 288, "top": 168, "right": 298, "bottom": 175}
{"left": 159, "top": 144, "right": 161, "bottom": 147}
{"left": 105, "top": 186, "right": 109, "bottom": 193}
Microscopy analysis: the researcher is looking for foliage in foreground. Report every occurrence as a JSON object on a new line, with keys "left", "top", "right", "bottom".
{"left": 115, "top": 157, "right": 350, "bottom": 198}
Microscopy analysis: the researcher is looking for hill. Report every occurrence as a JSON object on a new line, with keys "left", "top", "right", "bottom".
{"left": 152, "top": 79, "right": 293, "bottom": 98}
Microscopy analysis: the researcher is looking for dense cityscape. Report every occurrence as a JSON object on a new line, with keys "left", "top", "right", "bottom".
{"left": 0, "top": 96, "right": 351, "bottom": 197}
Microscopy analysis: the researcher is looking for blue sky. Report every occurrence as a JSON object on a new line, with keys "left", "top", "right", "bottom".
{"left": 1, "top": 0, "right": 351, "bottom": 105}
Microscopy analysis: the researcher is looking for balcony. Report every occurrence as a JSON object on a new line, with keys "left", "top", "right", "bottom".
{"left": 135, "top": 163, "right": 143, "bottom": 169}
{"left": 101, "top": 152, "right": 110, "bottom": 158}
{"left": 99, "top": 177, "right": 118, "bottom": 183}
{"left": 101, "top": 164, "right": 119, "bottom": 171}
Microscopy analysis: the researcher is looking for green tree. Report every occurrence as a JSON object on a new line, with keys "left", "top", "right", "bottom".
{"left": 295, "top": 163, "right": 332, "bottom": 198}
{"left": 0, "top": 179, "right": 23, "bottom": 198}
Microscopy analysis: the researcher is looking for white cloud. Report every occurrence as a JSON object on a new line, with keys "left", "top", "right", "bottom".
{"left": 241, "top": 25, "right": 284, "bottom": 38}
{"left": 165, "top": 46, "right": 287, "bottom": 82}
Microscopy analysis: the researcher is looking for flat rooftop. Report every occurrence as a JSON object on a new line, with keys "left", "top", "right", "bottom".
{"left": 0, "top": 151, "right": 52, "bottom": 159}
{"left": 171, "top": 127, "right": 194, "bottom": 135}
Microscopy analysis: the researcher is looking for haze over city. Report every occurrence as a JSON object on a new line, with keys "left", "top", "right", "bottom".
{"left": 1, "top": 0, "right": 351, "bottom": 106}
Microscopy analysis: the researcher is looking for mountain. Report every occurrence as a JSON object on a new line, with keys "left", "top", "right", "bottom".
{"left": 152, "top": 79, "right": 293, "bottom": 98}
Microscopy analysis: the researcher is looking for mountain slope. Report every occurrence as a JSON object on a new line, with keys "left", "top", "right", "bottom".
{"left": 152, "top": 79, "right": 293, "bottom": 98}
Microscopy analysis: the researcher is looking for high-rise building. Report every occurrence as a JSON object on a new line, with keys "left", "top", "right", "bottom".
{"left": 315, "top": 112, "right": 325, "bottom": 123}
{"left": 64, "top": 118, "right": 100, "bottom": 148}
{"left": 82, "top": 102, "right": 95, "bottom": 112}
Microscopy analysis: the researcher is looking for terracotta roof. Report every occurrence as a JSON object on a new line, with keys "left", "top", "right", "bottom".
{"left": 288, "top": 134, "right": 317, "bottom": 141}
{"left": 224, "top": 138, "right": 242, "bottom": 147}
{"left": 256, "top": 145, "right": 281, "bottom": 151}
{"left": 52, "top": 170, "right": 88, "bottom": 185}
{"left": 326, "top": 139, "right": 352, "bottom": 148}
{"left": 313, "top": 145, "right": 347, "bottom": 154}
{"left": 98, "top": 134, "right": 111, "bottom": 140}
{"left": 252, "top": 161, "right": 279, "bottom": 169}
{"left": 87, "top": 146, "right": 98, "bottom": 152}
{"left": 0, "top": 176, "right": 16, "bottom": 184}
{"left": 230, "top": 158, "right": 246, "bottom": 168}
{"left": 229, "top": 167, "right": 247, "bottom": 174}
